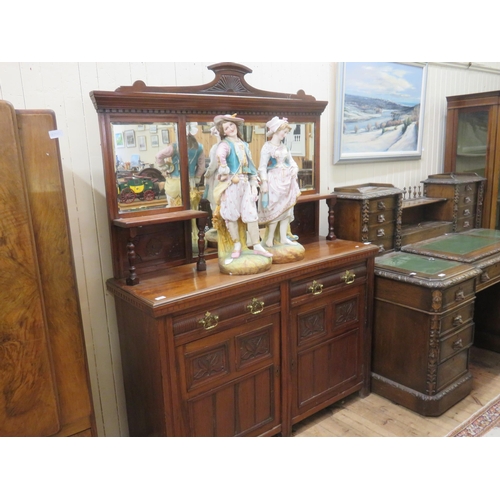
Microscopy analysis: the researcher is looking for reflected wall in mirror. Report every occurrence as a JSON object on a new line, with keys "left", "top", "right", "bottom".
{"left": 112, "top": 121, "right": 180, "bottom": 213}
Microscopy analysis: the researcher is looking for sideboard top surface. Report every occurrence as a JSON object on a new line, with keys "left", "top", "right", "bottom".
{"left": 107, "top": 239, "right": 379, "bottom": 316}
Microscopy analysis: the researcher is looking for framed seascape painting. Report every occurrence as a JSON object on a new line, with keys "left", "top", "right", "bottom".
{"left": 334, "top": 62, "right": 428, "bottom": 163}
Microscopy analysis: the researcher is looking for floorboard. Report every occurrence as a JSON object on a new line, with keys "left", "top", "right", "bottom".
{"left": 292, "top": 346, "right": 500, "bottom": 437}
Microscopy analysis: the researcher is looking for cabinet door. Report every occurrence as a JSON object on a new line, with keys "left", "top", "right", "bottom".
{"left": 445, "top": 105, "right": 500, "bottom": 229}
{"left": 176, "top": 313, "right": 281, "bottom": 436}
{"left": 290, "top": 284, "right": 366, "bottom": 422}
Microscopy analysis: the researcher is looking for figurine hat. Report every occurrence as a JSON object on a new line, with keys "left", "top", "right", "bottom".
{"left": 266, "top": 116, "right": 289, "bottom": 136}
{"left": 214, "top": 114, "right": 245, "bottom": 125}
{"left": 186, "top": 122, "right": 199, "bottom": 135}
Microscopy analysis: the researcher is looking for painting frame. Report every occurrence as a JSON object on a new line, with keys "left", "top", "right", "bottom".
{"left": 115, "top": 132, "right": 124, "bottom": 148}
{"left": 124, "top": 129, "right": 136, "bottom": 148}
{"left": 334, "top": 62, "right": 428, "bottom": 164}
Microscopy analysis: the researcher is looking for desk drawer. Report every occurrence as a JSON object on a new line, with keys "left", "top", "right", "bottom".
{"left": 367, "top": 196, "right": 397, "bottom": 213}
{"left": 440, "top": 300, "right": 475, "bottom": 336}
{"left": 366, "top": 221, "right": 394, "bottom": 242}
{"left": 456, "top": 216, "right": 475, "bottom": 232}
{"left": 439, "top": 323, "right": 474, "bottom": 363}
{"left": 476, "top": 260, "right": 500, "bottom": 291}
{"left": 436, "top": 349, "right": 468, "bottom": 392}
{"left": 440, "top": 278, "right": 476, "bottom": 311}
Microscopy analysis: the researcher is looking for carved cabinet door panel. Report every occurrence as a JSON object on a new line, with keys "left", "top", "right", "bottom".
{"left": 175, "top": 313, "right": 281, "bottom": 437}
{"left": 290, "top": 284, "right": 366, "bottom": 423}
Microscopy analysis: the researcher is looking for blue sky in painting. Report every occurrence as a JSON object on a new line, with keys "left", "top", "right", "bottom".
{"left": 344, "top": 62, "right": 424, "bottom": 106}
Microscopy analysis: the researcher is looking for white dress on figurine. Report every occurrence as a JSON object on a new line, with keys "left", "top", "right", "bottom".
{"left": 258, "top": 141, "right": 300, "bottom": 225}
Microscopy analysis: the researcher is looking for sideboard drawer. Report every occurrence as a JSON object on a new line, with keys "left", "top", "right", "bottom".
{"left": 173, "top": 287, "right": 281, "bottom": 342}
{"left": 290, "top": 263, "right": 367, "bottom": 301}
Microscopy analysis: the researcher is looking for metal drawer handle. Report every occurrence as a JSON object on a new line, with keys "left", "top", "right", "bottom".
{"left": 464, "top": 197, "right": 471, "bottom": 204}
{"left": 463, "top": 209, "right": 471, "bottom": 216}
{"left": 463, "top": 221, "right": 470, "bottom": 228}
{"left": 342, "top": 270, "right": 356, "bottom": 285}
{"left": 377, "top": 201, "right": 386, "bottom": 210}
{"left": 481, "top": 271, "right": 490, "bottom": 283}
{"left": 308, "top": 280, "right": 324, "bottom": 295}
{"left": 453, "top": 315, "right": 463, "bottom": 327}
{"left": 452, "top": 339, "right": 463, "bottom": 350}
{"left": 247, "top": 298, "right": 264, "bottom": 315}
{"left": 198, "top": 311, "right": 219, "bottom": 330}
{"left": 377, "top": 228, "right": 385, "bottom": 237}
{"left": 377, "top": 214, "right": 386, "bottom": 223}
{"left": 455, "top": 289, "right": 465, "bottom": 302}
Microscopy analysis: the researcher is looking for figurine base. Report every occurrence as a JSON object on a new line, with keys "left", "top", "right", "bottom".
{"left": 264, "top": 242, "right": 305, "bottom": 264}
{"left": 219, "top": 250, "right": 272, "bottom": 275}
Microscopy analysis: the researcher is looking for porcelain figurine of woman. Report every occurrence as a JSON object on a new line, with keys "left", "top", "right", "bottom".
{"left": 213, "top": 114, "right": 272, "bottom": 273}
{"left": 258, "top": 117, "right": 303, "bottom": 261}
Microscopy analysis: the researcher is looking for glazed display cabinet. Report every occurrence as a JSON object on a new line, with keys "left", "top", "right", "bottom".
{"left": 444, "top": 91, "right": 500, "bottom": 230}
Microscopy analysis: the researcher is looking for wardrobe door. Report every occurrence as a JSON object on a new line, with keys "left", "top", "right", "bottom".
{"left": 16, "top": 109, "right": 95, "bottom": 436}
{"left": 0, "top": 101, "right": 61, "bottom": 436}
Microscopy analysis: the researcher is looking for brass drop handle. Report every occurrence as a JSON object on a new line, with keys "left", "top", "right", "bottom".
{"left": 455, "top": 290, "right": 465, "bottom": 302}
{"left": 377, "top": 214, "right": 386, "bottom": 223}
{"left": 308, "top": 280, "right": 324, "bottom": 295}
{"left": 377, "top": 228, "right": 385, "bottom": 237}
{"left": 377, "top": 201, "right": 386, "bottom": 210}
{"left": 198, "top": 311, "right": 219, "bottom": 330}
{"left": 453, "top": 315, "right": 463, "bottom": 327}
{"left": 247, "top": 298, "right": 264, "bottom": 315}
{"left": 463, "top": 209, "right": 471, "bottom": 216}
{"left": 342, "top": 270, "right": 356, "bottom": 285}
{"left": 464, "top": 196, "right": 471, "bottom": 204}
{"left": 452, "top": 338, "right": 463, "bottom": 350}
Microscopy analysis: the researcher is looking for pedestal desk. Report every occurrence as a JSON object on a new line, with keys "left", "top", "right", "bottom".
{"left": 402, "top": 229, "right": 500, "bottom": 353}
{"left": 372, "top": 229, "right": 500, "bottom": 416}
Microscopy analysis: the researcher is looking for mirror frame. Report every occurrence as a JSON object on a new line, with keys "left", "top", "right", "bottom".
{"left": 90, "top": 62, "right": 328, "bottom": 223}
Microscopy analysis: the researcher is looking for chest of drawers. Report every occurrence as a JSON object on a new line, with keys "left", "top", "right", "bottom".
{"left": 333, "top": 184, "right": 403, "bottom": 253}
{"left": 372, "top": 251, "right": 481, "bottom": 416}
{"left": 107, "top": 239, "right": 378, "bottom": 436}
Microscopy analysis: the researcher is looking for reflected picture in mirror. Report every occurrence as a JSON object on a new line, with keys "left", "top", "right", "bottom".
{"left": 112, "top": 122, "right": 180, "bottom": 212}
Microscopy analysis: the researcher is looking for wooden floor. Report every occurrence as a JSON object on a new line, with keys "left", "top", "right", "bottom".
{"left": 292, "top": 346, "right": 500, "bottom": 437}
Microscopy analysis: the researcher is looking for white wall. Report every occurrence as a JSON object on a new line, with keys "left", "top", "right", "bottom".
{"left": 1, "top": 61, "right": 500, "bottom": 436}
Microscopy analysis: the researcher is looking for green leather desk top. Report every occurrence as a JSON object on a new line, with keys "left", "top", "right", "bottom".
{"left": 376, "top": 252, "right": 461, "bottom": 275}
{"left": 401, "top": 229, "right": 500, "bottom": 263}
{"left": 375, "top": 251, "right": 480, "bottom": 287}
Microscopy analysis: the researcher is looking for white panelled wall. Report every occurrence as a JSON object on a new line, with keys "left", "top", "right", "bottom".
{"left": 1, "top": 62, "right": 500, "bottom": 436}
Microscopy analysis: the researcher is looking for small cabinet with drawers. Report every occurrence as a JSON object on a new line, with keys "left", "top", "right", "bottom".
{"left": 422, "top": 173, "right": 486, "bottom": 232}
{"left": 333, "top": 183, "right": 403, "bottom": 253}
{"left": 372, "top": 251, "right": 481, "bottom": 416}
{"left": 107, "top": 239, "right": 378, "bottom": 436}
